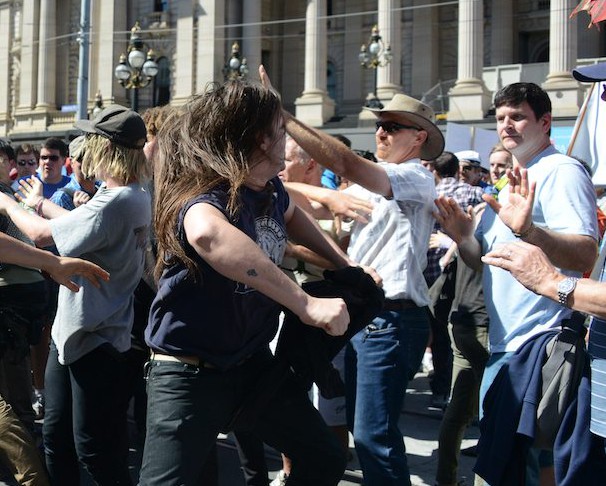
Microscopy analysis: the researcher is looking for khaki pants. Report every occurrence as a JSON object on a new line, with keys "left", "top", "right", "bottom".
{"left": 0, "top": 394, "right": 48, "bottom": 486}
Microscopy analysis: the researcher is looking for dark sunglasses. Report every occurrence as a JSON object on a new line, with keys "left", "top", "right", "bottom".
{"left": 375, "top": 121, "right": 420, "bottom": 134}
{"left": 40, "top": 155, "right": 60, "bottom": 162}
{"left": 17, "top": 159, "right": 37, "bottom": 167}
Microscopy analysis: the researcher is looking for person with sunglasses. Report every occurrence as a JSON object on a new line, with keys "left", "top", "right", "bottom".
{"left": 260, "top": 66, "right": 443, "bottom": 486}
{"left": 26, "top": 138, "right": 71, "bottom": 200}
{"left": 11, "top": 144, "right": 39, "bottom": 192}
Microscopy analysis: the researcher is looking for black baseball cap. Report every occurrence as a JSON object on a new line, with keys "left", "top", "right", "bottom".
{"left": 572, "top": 63, "right": 606, "bottom": 83}
{"left": 74, "top": 104, "right": 147, "bottom": 149}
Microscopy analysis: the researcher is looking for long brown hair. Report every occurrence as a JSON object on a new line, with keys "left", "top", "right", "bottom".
{"left": 153, "top": 80, "right": 282, "bottom": 280}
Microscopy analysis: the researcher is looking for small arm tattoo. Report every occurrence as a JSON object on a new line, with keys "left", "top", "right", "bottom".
{"left": 246, "top": 268, "right": 258, "bottom": 277}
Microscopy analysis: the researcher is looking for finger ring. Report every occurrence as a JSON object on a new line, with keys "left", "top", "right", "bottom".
{"left": 508, "top": 251, "right": 512, "bottom": 258}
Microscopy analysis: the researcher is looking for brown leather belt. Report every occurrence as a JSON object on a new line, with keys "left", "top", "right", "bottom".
{"left": 383, "top": 298, "right": 419, "bottom": 311}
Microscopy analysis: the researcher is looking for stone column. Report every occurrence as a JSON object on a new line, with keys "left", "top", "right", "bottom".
{"left": 172, "top": 0, "right": 197, "bottom": 104}
{"left": 411, "top": 0, "right": 438, "bottom": 99}
{"left": 376, "top": 0, "right": 401, "bottom": 103}
{"left": 542, "top": 0, "right": 583, "bottom": 117}
{"left": 295, "top": 0, "right": 335, "bottom": 127}
{"left": 0, "top": 3, "right": 13, "bottom": 135}
{"left": 91, "top": 0, "right": 127, "bottom": 107}
{"left": 16, "top": 0, "right": 39, "bottom": 114}
{"left": 447, "top": 0, "right": 491, "bottom": 121}
{"left": 194, "top": 0, "right": 225, "bottom": 96}
{"left": 36, "top": 0, "right": 56, "bottom": 110}
{"left": 243, "top": 0, "right": 262, "bottom": 74}
{"left": 490, "top": 0, "right": 513, "bottom": 66}
{"left": 13, "top": 0, "right": 40, "bottom": 132}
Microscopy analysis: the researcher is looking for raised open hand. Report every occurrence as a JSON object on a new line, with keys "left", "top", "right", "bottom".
{"left": 433, "top": 196, "right": 475, "bottom": 244}
{"left": 483, "top": 167, "right": 536, "bottom": 237}
{"left": 45, "top": 256, "right": 110, "bottom": 292}
{"left": 15, "top": 177, "right": 44, "bottom": 210}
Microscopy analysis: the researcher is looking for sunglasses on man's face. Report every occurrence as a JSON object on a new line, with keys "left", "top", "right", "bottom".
{"left": 17, "top": 159, "right": 37, "bottom": 167}
{"left": 375, "top": 121, "right": 420, "bottom": 134}
{"left": 40, "top": 155, "right": 60, "bottom": 162}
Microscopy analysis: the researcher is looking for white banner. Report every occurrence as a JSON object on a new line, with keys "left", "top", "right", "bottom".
{"left": 568, "top": 82, "right": 606, "bottom": 186}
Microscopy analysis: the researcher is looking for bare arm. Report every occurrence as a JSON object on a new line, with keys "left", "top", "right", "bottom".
{"left": 283, "top": 111, "right": 392, "bottom": 197}
{"left": 184, "top": 202, "right": 350, "bottom": 336}
{"left": 483, "top": 167, "right": 597, "bottom": 272}
{"left": 0, "top": 232, "right": 109, "bottom": 292}
{"left": 285, "top": 241, "right": 335, "bottom": 270}
{"left": 259, "top": 65, "right": 392, "bottom": 197}
{"left": 0, "top": 192, "right": 54, "bottom": 247}
{"left": 284, "top": 182, "right": 373, "bottom": 223}
{"left": 482, "top": 241, "right": 605, "bottom": 318}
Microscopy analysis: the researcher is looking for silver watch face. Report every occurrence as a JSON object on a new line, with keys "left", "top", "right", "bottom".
{"left": 558, "top": 278, "right": 576, "bottom": 294}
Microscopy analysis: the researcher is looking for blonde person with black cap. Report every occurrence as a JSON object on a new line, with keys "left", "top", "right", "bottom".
{"left": 261, "top": 66, "right": 443, "bottom": 485}
{"left": 0, "top": 104, "right": 151, "bottom": 486}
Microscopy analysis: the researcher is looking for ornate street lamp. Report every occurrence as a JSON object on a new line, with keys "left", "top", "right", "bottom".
{"left": 224, "top": 42, "right": 249, "bottom": 81}
{"left": 91, "top": 90, "right": 104, "bottom": 118}
{"left": 359, "top": 25, "right": 392, "bottom": 109}
{"left": 114, "top": 22, "right": 159, "bottom": 112}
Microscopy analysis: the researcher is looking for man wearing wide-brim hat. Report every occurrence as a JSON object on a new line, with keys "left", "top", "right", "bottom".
{"left": 274, "top": 68, "right": 443, "bottom": 484}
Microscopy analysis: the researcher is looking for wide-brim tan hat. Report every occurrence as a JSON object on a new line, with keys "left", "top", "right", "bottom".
{"left": 365, "top": 94, "right": 445, "bottom": 160}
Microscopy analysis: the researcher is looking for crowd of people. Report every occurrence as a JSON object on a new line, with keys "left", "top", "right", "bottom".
{"left": 0, "top": 62, "right": 605, "bottom": 486}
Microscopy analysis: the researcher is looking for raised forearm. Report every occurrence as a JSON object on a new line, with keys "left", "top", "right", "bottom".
{"left": 283, "top": 111, "right": 388, "bottom": 195}
{"left": 456, "top": 235, "right": 483, "bottom": 272}
{"left": 521, "top": 228, "right": 596, "bottom": 273}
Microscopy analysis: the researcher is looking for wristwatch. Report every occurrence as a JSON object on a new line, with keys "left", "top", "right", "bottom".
{"left": 557, "top": 277, "right": 579, "bottom": 307}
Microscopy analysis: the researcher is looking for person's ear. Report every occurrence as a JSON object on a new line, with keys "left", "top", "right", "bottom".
{"left": 415, "top": 130, "right": 428, "bottom": 147}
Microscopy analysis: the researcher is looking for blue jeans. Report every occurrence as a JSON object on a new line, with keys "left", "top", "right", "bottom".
{"left": 345, "top": 307, "right": 429, "bottom": 486}
{"left": 43, "top": 342, "right": 133, "bottom": 486}
{"left": 139, "top": 349, "right": 345, "bottom": 486}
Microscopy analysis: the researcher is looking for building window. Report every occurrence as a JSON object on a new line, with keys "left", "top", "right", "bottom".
{"left": 327, "top": 61, "right": 337, "bottom": 104}
{"left": 154, "top": 0, "right": 168, "bottom": 12}
{"left": 154, "top": 57, "right": 171, "bottom": 106}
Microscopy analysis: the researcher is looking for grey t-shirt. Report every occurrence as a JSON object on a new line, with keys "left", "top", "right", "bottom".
{"left": 50, "top": 183, "right": 151, "bottom": 364}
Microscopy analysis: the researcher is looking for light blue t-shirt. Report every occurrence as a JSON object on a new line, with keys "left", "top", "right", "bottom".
{"left": 477, "top": 146, "right": 598, "bottom": 353}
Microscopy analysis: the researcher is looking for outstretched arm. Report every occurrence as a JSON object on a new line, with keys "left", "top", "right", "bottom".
{"left": 483, "top": 167, "right": 596, "bottom": 273}
{"left": 0, "top": 192, "right": 54, "bottom": 247}
{"left": 260, "top": 65, "right": 393, "bottom": 197}
{"left": 284, "top": 182, "right": 373, "bottom": 223}
{"left": 0, "top": 233, "right": 109, "bottom": 292}
{"left": 482, "top": 241, "right": 606, "bottom": 319}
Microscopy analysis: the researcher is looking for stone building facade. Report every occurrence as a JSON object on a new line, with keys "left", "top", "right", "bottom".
{"left": 0, "top": 0, "right": 604, "bottom": 142}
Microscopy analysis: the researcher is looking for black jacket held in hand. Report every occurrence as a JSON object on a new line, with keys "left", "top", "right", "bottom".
{"left": 226, "top": 266, "right": 384, "bottom": 432}
{"left": 276, "top": 266, "right": 385, "bottom": 398}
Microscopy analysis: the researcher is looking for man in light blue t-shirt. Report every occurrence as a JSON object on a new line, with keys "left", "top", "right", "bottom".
{"left": 435, "top": 82, "right": 598, "bottom": 485}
